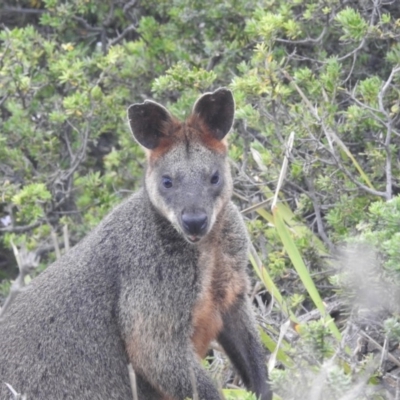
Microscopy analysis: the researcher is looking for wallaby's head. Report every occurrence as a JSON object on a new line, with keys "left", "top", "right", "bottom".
{"left": 128, "top": 88, "right": 235, "bottom": 243}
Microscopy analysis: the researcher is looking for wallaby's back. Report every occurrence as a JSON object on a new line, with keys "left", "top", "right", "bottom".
{"left": 0, "top": 88, "right": 272, "bottom": 400}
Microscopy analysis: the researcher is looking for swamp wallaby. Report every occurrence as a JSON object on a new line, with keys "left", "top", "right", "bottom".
{"left": 0, "top": 88, "right": 272, "bottom": 400}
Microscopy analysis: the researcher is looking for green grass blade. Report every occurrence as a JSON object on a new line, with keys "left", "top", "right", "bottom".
{"left": 260, "top": 328, "right": 294, "bottom": 368}
{"left": 335, "top": 136, "right": 375, "bottom": 190}
{"left": 272, "top": 206, "right": 342, "bottom": 341}
{"left": 249, "top": 247, "right": 290, "bottom": 317}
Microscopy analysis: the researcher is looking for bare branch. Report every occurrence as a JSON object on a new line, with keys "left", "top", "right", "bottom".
{"left": 4, "top": 382, "right": 27, "bottom": 400}
{"left": 241, "top": 197, "right": 273, "bottom": 215}
{"left": 347, "top": 92, "right": 387, "bottom": 125}
{"left": 123, "top": 0, "right": 138, "bottom": 13}
{"left": 1, "top": 7, "right": 46, "bottom": 15}
{"left": 63, "top": 110, "right": 93, "bottom": 181}
{"left": 359, "top": 330, "right": 400, "bottom": 369}
{"left": 276, "top": 27, "right": 327, "bottom": 45}
{"left": 303, "top": 178, "right": 335, "bottom": 252}
{"left": 63, "top": 224, "right": 70, "bottom": 253}
{"left": 378, "top": 66, "right": 400, "bottom": 115}
{"left": 36, "top": 242, "right": 65, "bottom": 257}
{"left": 103, "top": 3, "right": 115, "bottom": 28}
{"left": 189, "top": 367, "right": 199, "bottom": 400}
{"left": 128, "top": 364, "right": 138, "bottom": 400}
{"left": 272, "top": 131, "right": 295, "bottom": 210}
{"left": 108, "top": 24, "right": 138, "bottom": 47}
{"left": 342, "top": 50, "right": 358, "bottom": 85}
{"left": 0, "top": 221, "right": 41, "bottom": 233}
{"left": 377, "top": 66, "right": 400, "bottom": 200}
{"left": 71, "top": 16, "right": 103, "bottom": 32}
{"left": 0, "top": 243, "right": 39, "bottom": 321}
{"left": 51, "top": 230, "right": 61, "bottom": 260}
{"left": 0, "top": 94, "right": 9, "bottom": 108}
{"left": 330, "top": 149, "right": 385, "bottom": 198}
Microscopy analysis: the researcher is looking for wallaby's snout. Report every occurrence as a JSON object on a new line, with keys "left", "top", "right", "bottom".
{"left": 181, "top": 210, "right": 208, "bottom": 241}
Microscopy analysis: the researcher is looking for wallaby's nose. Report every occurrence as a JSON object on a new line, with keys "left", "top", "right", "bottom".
{"left": 181, "top": 212, "right": 208, "bottom": 235}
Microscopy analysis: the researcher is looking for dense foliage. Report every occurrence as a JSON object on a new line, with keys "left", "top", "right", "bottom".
{"left": 1, "top": 0, "right": 400, "bottom": 398}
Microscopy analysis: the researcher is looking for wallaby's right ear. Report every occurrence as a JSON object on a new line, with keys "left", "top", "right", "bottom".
{"left": 128, "top": 101, "right": 173, "bottom": 150}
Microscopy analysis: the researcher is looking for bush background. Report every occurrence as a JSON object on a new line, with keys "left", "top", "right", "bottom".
{"left": 1, "top": 1, "right": 400, "bottom": 399}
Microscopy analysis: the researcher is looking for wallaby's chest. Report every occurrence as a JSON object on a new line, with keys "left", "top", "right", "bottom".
{"left": 191, "top": 241, "right": 247, "bottom": 358}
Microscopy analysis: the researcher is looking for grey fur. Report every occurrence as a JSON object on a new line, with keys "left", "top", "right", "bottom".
{"left": 0, "top": 88, "right": 272, "bottom": 400}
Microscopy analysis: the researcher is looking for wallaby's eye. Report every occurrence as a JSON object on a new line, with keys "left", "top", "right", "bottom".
{"left": 210, "top": 172, "right": 220, "bottom": 185}
{"left": 162, "top": 176, "right": 173, "bottom": 188}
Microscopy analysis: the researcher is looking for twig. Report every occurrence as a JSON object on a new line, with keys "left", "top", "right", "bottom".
{"left": 304, "top": 177, "right": 335, "bottom": 251}
{"left": 206, "top": 53, "right": 223, "bottom": 71}
{"left": 63, "top": 225, "right": 70, "bottom": 253}
{"left": 232, "top": 190, "right": 249, "bottom": 203}
{"left": 276, "top": 27, "right": 327, "bottom": 45}
{"left": 36, "top": 242, "right": 65, "bottom": 257}
{"left": 359, "top": 331, "right": 400, "bottom": 369}
{"left": 51, "top": 230, "right": 61, "bottom": 260}
{"left": 123, "top": 0, "right": 138, "bottom": 13}
{"left": 0, "top": 242, "right": 39, "bottom": 321}
{"left": 109, "top": 24, "right": 138, "bottom": 47}
{"left": 0, "top": 94, "right": 9, "bottom": 108}
{"left": 241, "top": 198, "right": 273, "bottom": 215}
{"left": 347, "top": 93, "right": 388, "bottom": 126}
{"left": 297, "top": 299, "right": 342, "bottom": 323}
{"left": 268, "top": 319, "right": 290, "bottom": 373}
{"left": 378, "top": 66, "right": 400, "bottom": 112}
{"left": 1, "top": 7, "right": 46, "bottom": 15}
{"left": 71, "top": 16, "right": 103, "bottom": 32}
{"left": 128, "top": 364, "right": 138, "bottom": 400}
{"left": 102, "top": 3, "right": 115, "bottom": 28}
{"left": 63, "top": 110, "right": 93, "bottom": 181}
{"left": 0, "top": 221, "right": 41, "bottom": 233}
{"left": 337, "top": 39, "right": 365, "bottom": 62}
{"left": 4, "top": 382, "right": 27, "bottom": 399}
{"left": 378, "top": 66, "right": 400, "bottom": 200}
{"left": 330, "top": 148, "right": 385, "bottom": 198}
{"left": 189, "top": 367, "right": 199, "bottom": 400}
{"left": 271, "top": 131, "right": 295, "bottom": 210}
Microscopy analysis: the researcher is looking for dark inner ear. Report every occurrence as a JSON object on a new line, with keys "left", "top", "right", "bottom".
{"left": 127, "top": 101, "right": 172, "bottom": 149}
{"left": 192, "top": 88, "right": 235, "bottom": 141}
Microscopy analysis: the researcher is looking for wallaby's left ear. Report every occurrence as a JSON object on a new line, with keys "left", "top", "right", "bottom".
{"left": 192, "top": 88, "right": 235, "bottom": 141}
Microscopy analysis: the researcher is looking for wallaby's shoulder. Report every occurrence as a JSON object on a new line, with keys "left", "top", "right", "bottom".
{"left": 223, "top": 201, "right": 250, "bottom": 245}
{"left": 79, "top": 188, "right": 169, "bottom": 259}
{"left": 92, "top": 188, "right": 148, "bottom": 233}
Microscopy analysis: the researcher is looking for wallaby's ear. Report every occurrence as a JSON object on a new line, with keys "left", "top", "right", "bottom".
{"left": 128, "top": 101, "right": 173, "bottom": 149}
{"left": 192, "top": 88, "right": 235, "bottom": 141}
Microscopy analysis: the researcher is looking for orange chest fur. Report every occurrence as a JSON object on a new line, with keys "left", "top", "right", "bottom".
{"left": 190, "top": 248, "right": 246, "bottom": 358}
